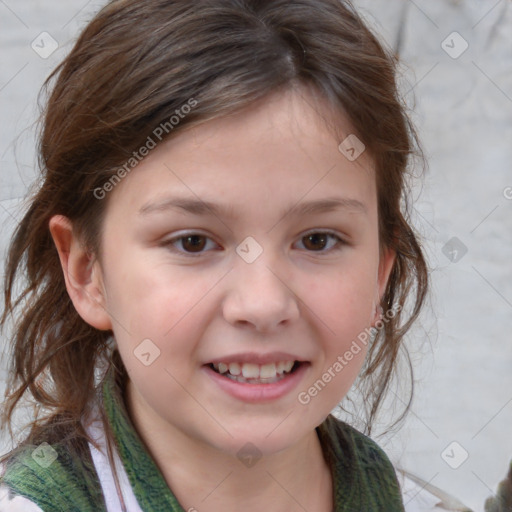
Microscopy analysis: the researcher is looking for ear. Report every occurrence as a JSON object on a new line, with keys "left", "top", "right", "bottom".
{"left": 373, "top": 245, "right": 396, "bottom": 323}
{"left": 49, "top": 215, "right": 112, "bottom": 331}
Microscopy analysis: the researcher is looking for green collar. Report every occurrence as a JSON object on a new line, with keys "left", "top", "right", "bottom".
{"left": 103, "top": 370, "right": 404, "bottom": 512}
{"left": 103, "top": 372, "right": 184, "bottom": 511}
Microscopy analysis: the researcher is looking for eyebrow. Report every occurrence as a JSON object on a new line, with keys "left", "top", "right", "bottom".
{"left": 139, "top": 195, "right": 367, "bottom": 219}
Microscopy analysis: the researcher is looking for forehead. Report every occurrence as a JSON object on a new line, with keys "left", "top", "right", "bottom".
{"left": 105, "top": 86, "right": 377, "bottom": 220}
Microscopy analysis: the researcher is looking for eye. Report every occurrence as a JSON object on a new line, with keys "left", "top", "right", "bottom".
{"left": 163, "top": 233, "right": 219, "bottom": 255}
{"left": 295, "top": 231, "right": 346, "bottom": 253}
{"left": 162, "top": 230, "right": 346, "bottom": 257}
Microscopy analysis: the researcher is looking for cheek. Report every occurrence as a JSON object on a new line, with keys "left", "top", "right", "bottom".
{"left": 103, "top": 253, "right": 213, "bottom": 333}
{"left": 301, "top": 258, "right": 378, "bottom": 394}
{"left": 305, "top": 262, "right": 378, "bottom": 335}
{"left": 103, "top": 256, "right": 223, "bottom": 384}
{"left": 300, "top": 277, "right": 374, "bottom": 415}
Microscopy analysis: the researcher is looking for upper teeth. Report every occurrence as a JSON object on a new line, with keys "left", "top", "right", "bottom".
{"left": 213, "top": 361, "right": 295, "bottom": 379}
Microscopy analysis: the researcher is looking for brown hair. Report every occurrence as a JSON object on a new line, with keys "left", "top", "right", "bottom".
{"left": 1, "top": 0, "right": 427, "bottom": 450}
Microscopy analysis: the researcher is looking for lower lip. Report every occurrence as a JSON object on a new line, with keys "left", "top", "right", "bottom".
{"left": 203, "top": 363, "right": 309, "bottom": 403}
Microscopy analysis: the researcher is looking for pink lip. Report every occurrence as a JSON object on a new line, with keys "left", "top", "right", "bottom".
{"left": 202, "top": 362, "right": 310, "bottom": 403}
{"left": 206, "top": 351, "right": 305, "bottom": 366}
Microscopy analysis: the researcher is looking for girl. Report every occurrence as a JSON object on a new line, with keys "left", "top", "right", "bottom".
{"left": 0, "top": 0, "right": 429, "bottom": 510}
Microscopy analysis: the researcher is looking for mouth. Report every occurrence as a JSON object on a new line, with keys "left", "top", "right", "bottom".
{"left": 208, "top": 360, "right": 303, "bottom": 384}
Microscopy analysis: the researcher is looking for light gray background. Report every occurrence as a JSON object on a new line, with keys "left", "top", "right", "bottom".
{"left": 1, "top": 1, "right": 511, "bottom": 511}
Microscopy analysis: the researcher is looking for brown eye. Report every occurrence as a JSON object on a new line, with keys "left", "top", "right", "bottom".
{"left": 302, "top": 233, "right": 328, "bottom": 251}
{"left": 298, "top": 232, "right": 344, "bottom": 252}
{"left": 180, "top": 235, "right": 207, "bottom": 252}
{"left": 163, "top": 232, "right": 218, "bottom": 256}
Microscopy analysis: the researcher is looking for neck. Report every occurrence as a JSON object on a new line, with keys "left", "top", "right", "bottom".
{"left": 125, "top": 382, "right": 333, "bottom": 512}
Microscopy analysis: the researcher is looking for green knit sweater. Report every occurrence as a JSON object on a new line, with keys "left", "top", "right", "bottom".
{"left": 0, "top": 372, "right": 405, "bottom": 511}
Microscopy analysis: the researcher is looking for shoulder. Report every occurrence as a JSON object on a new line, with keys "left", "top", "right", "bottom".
{"left": 319, "top": 415, "right": 396, "bottom": 472}
{"left": 0, "top": 439, "right": 106, "bottom": 512}
{"left": 1, "top": 441, "right": 75, "bottom": 491}
{"left": 319, "top": 415, "right": 405, "bottom": 511}
{"left": 0, "top": 482, "right": 43, "bottom": 512}
{"left": 319, "top": 417, "right": 476, "bottom": 512}
{"left": 0, "top": 452, "right": 45, "bottom": 512}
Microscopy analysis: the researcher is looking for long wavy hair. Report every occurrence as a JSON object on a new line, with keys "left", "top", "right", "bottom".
{"left": 1, "top": 0, "right": 428, "bottom": 454}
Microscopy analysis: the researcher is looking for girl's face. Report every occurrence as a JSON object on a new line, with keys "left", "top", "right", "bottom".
{"left": 94, "top": 87, "right": 394, "bottom": 456}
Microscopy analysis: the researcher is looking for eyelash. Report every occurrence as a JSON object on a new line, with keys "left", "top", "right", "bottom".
{"left": 162, "top": 230, "right": 347, "bottom": 257}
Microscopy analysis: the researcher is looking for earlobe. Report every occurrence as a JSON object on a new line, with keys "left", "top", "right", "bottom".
{"left": 374, "top": 246, "right": 397, "bottom": 321}
{"left": 49, "top": 215, "right": 112, "bottom": 331}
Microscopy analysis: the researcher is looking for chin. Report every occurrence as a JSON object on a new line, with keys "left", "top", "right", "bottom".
{"left": 204, "top": 419, "right": 310, "bottom": 459}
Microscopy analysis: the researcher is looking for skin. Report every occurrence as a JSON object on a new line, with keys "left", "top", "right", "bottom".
{"left": 50, "top": 86, "right": 395, "bottom": 512}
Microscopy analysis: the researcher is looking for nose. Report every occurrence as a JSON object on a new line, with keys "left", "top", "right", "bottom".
{"left": 222, "top": 254, "right": 300, "bottom": 333}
